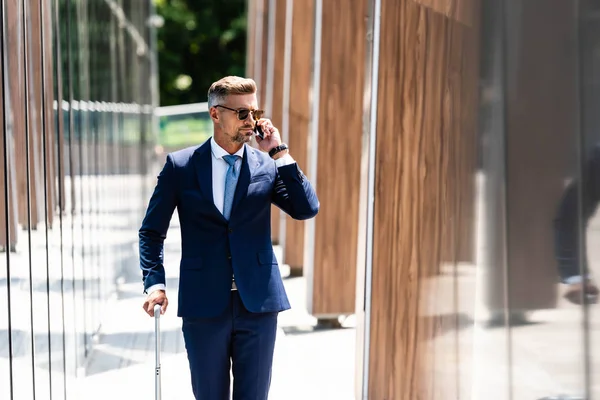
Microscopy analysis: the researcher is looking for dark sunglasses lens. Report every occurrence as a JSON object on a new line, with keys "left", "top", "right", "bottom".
{"left": 237, "top": 109, "right": 250, "bottom": 120}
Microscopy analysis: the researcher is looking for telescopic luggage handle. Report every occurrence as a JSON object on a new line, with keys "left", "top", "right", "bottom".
{"left": 154, "top": 304, "right": 162, "bottom": 400}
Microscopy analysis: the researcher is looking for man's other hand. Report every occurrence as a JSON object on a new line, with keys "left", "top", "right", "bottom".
{"left": 143, "top": 289, "right": 168, "bottom": 317}
{"left": 564, "top": 280, "right": 599, "bottom": 305}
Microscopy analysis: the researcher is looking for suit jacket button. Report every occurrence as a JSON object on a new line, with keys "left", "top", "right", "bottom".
{"left": 227, "top": 254, "right": 232, "bottom": 260}
{"left": 229, "top": 228, "right": 233, "bottom": 233}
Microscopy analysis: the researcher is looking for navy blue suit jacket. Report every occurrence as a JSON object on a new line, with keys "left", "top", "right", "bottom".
{"left": 138, "top": 139, "right": 319, "bottom": 318}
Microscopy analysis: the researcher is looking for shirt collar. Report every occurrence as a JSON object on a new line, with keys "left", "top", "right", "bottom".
{"left": 210, "top": 137, "right": 245, "bottom": 160}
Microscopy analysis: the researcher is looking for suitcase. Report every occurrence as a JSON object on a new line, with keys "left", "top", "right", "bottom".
{"left": 154, "top": 304, "right": 162, "bottom": 400}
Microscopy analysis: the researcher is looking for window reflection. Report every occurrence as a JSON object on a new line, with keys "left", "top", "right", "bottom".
{"left": 0, "top": 0, "right": 156, "bottom": 398}
{"left": 353, "top": 0, "right": 600, "bottom": 398}
{"left": 476, "top": 1, "right": 600, "bottom": 399}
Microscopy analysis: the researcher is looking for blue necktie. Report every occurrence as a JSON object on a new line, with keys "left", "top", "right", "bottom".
{"left": 222, "top": 154, "right": 241, "bottom": 220}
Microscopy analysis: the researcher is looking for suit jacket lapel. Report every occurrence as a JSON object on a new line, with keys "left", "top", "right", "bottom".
{"left": 193, "top": 139, "right": 226, "bottom": 222}
{"left": 230, "top": 144, "right": 257, "bottom": 219}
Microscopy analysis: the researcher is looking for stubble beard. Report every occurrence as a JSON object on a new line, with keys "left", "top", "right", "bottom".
{"left": 231, "top": 132, "right": 252, "bottom": 144}
{"left": 231, "top": 127, "right": 254, "bottom": 144}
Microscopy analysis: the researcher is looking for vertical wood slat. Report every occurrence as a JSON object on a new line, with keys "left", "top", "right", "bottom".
{"left": 258, "top": 0, "right": 270, "bottom": 107}
{"left": 54, "top": 0, "right": 66, "bottom": 214}
{"left": 283, "top": 0, "right": 315, "bottom": 275}
{"left": 364, "top": 1, "right": 481, "bottom": 398}
{"left": 43, "top": 0, "right": 56, "bottom": 225}
{"left": 0, "top": 0, "right": 20, "bottom": 249}
{"left": 67, "top": 0, "right": 80, "bottom": 217}
{"left": 250, "top": 0, "right": 281, "bottom": 244}
{"left": 270, "top": 0, "right": 286, "bottom": 247}
{"left": 431, "top": 4, "right": 480, "bottom": 399}
{"left": 412, "top": 0, "right": 476, "bottom": 26}
{"left": 28, "top": 0, "right": 45, "bottom": 230}
{"left": 12, "top": 0, "right": 44, "bottom": 231}
{"left": 439, "top": 0, "right": 478, "bottom": 267}
{"left": 305, "top": 0, "right": 366, "bottom": 317}
{"left": 245, "top": 0, "right": 257, "bottom": 78}
{"left": 7, "top": 0, "right": 28, "bottom": 229}
{"left": 0, "top": 43, "right": 7, "bottom": 249}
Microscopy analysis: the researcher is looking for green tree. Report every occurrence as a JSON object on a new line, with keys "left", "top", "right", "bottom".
{"left": 155, "top": 0, "right": 248, "bottom": 106}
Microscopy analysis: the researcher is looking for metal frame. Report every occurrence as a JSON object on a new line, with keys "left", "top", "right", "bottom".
{"left": 304, "top": 0, "right": 323, "bottom": 315}
{"left": 355, "top": 0, "right": 381, "bottom": 397}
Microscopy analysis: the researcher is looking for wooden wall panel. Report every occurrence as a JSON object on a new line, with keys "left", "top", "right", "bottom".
{"left": 364, "top": 1, "right": 481, "bottom": 398}
{"left": 283, "top": 0, "right": 314, "bottom": 276}
{"left": 305, "top": 0, "right": 366, "bottom": 317}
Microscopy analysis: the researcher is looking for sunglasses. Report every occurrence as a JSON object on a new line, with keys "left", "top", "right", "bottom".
{"left": 214, "top": 105, "right": 265, "bottom": 121}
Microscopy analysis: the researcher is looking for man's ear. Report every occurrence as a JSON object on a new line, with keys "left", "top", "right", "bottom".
{"left": 209, "top": 107, "right": 219, "bottom": 122}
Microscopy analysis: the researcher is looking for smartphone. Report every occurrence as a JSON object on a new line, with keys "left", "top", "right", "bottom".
{"left": 254, "top": 122, "right": 264, "bottom": 139}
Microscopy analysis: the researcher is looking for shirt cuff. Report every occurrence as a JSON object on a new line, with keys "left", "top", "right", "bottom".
{"left": 146, "top": 283, "right": 166, "bottom": 294}
{"left": 564, "top": 275, "right": 591, "bottom": 285}
{"left": 274, "top": 153, "right": 295, "bottom": 167}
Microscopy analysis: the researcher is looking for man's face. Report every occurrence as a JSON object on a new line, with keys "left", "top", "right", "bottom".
{"left": 211, "top": 93, "right": 259, "bottom": 144}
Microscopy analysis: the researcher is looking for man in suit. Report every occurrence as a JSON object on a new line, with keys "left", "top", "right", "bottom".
{"left": 138, "top": 76, "right": 319, "bottom": 399}
{"left": 553, "top": 143, "right": 600, "bottom": 305}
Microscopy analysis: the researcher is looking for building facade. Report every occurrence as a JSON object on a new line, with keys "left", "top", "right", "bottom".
{"left": 247, "top": 0, "right": 600, "bottom": 398}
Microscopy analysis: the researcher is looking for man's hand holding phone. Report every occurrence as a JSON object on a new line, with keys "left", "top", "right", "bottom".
{"left": 254, "top": 119, "right": 284, "bottom": 155}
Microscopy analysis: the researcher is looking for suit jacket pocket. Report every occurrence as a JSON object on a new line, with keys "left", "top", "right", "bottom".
{"left": 249, "top": 174, "right": 271, "bottom": 184}
{"left": 247, "top": 177, "right": 272, "bottom": 199}
{"left": 257, "top": 250, "right": 277, "bottom": 265}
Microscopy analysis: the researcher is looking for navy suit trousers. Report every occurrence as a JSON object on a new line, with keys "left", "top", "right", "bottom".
{"left": 182, "top": 291, "right": 278, "bottom": 400}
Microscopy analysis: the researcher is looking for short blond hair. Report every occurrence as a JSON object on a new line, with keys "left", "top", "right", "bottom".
{"left": 207, "top": 76, "right": 257, "bottom": 108}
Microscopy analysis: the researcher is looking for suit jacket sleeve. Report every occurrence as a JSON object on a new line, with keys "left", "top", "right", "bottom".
{"left": 271, "top": 163, "right": 319, "bottom": 220}
{"left": 139, "top": 154, "right": 178, "bottom": 292}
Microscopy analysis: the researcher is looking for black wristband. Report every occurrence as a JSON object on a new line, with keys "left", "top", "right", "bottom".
{"left": 269, "top": 143, "right": 289, "bottom": 158}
